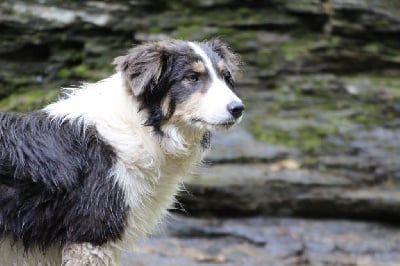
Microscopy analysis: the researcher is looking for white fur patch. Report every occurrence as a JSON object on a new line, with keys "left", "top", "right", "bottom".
{"left": 188, "top": 42, "right": 243, "bottom": 125}
{"left": 189, "top": 42, "right": 218, "bottom": 80}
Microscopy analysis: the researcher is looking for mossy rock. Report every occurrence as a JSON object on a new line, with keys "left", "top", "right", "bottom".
{"left": 251, "top": 120, "right": 338, "bottom": 151}
{"left": 0, "top": 88, "right": 59, "bottom": 112}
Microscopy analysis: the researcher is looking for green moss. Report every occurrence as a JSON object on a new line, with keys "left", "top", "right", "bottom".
{"left": 57, "top": 68, "right": 71, "bottom": 79}
{"left": 364, "top": 43, "right": 382, "bottom": 54}
{"left": 0, "top": 88, "right": 59, "bottom": 112}
{"left": 251, "top": 121, "right": 338, "bottom": 151}
{"left": 149, "top": 26, "right": 162, "bottom": 33}
{"left": 251, "top": 123, "right": 292, "bottom": 146}
{"left": 56, "top": 63, "right": 109, "bottom": 81}
{"left": 73, "top": 64, "right": 89, "bottom": 76}
{"left": 351, "top": 104, "right": 399, "bottom": 128}
{"left": 9, "top": 77, "right": 35, "bottom": 86}
{"left": 174, "top": 25, "right": 200, "bottom": 39}
{"left": 280, "top": 39, "right": 312, "bottom": 61}
{"left": 238, "top": 7, "right": 251, "bottom": 16}
{"left": 298, "top": 126, "right": 337, "bottom": 149}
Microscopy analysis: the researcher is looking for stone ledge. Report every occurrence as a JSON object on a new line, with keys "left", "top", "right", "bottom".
{"left": 205, "top": 127, "right": 298, "bottom": 163}
{"left": 121, "top": 215, "right": 400, "bottom": 266}
{"left": 180, "top": 163, "right": 400, "bottom": 221}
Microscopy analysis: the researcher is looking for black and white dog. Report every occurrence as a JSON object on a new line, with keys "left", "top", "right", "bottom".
{"left": 0, "top": 39, "right": 244, "bottom": 265}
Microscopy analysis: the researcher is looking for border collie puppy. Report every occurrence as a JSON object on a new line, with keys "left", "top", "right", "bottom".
{"left": 0, "top": 39, "right": 244, "bottom": 265}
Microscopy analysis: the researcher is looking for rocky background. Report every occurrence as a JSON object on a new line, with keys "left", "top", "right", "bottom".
{"left": 1, "top": 0, "right": 400, "bottom": 265}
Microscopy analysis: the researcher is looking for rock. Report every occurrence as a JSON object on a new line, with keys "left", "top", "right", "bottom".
{"left": 1, "top": 0, "right": 400, "bottom": 109}
{"left": 264, "top": 236, "right": 303, "bottom": 258}
{"left": 206, "top": 126, "right": 297, "bottom": 163}
{"left": 120, "top": 215, "right": 400, "bottom": 265}
{"left": 332, "top": 0, "right": 400, "bottom": 35}
{"left": 180, "top": 162, "right": 400, "bottom": 220}
{"left": 192, "top": 163, "right": 351, "bottom": 186}
{"left": 134, "top": 32, "right": 170, "bottom": 42}
{"left": 222, "top": 11, "right": 299, "bottom": 29}
{"left": 278, "top": 74, "right": 347, "bottom": 95}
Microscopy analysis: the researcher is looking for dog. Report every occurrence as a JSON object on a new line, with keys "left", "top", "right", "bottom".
{"left": 0, "top": 39, "right": 244, "bottom": 265}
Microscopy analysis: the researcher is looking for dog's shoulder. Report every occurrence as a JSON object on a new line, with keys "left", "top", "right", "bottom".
{"left": 0, "top": 111, "right": 116, "bottom": 192}
{"left": 0, "top": 110, "right": 128, "bottom": 249}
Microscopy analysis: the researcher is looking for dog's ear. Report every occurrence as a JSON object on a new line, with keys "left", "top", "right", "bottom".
{"left": 113, "top": 43, "right": 167, "bottom": 97}
{"left": 206, "top": 39, "right": 241, "bottom": 75}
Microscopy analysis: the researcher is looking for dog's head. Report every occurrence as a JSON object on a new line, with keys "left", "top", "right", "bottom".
{"left": 114, "top": 39, "right": 244, "bottom": 135}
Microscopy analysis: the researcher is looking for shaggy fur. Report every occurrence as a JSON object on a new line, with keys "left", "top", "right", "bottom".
{"left": 0, "top": 39, "right": 244, "bottom": 265}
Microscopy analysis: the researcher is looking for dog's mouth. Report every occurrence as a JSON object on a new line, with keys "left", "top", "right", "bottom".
{"left": 191, "top": 118, "right": 236, "bottom": 130}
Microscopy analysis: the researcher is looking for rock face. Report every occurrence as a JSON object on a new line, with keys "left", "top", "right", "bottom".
{"left": 121, "top": 215, "right": 400, "bottom": 266}
{"left": 1, "top": 0, "right": 400, "bottom": 221}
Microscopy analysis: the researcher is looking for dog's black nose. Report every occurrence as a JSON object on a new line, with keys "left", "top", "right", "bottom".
{"left": 227, "top": 101, "right": 245, "bottom": 119}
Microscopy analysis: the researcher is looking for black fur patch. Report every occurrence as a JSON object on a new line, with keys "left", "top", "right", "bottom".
{"left": 199, "top": 39, "right": 240, "bottom": 91}
{"left": 202, "top": 39, "right": 241, "bottom": 75}
{"left": 115, "top": 41, "right": 200, "bottom": 134}
{"left": 0, "top": 111, "right": 128, "bottom": 250}
{"left": 201, "top": 131, "right": 211, "bottom": 150}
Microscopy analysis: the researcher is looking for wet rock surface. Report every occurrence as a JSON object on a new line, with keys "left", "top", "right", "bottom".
{"left": 205, "top": 127, "right": 298, "bottom": 163}
{"left": 1, "top": 0, "right": 400, "bottom": 106}
{"left": 178, "top": 122, "right": 400, "bottom": 221}
{"left": 121, "top": 215, "right": 400, "bottom": 266}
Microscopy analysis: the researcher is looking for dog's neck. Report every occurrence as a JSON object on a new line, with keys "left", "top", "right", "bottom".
{"left": 157, "top": 124, "right": 207, "bottom": 156}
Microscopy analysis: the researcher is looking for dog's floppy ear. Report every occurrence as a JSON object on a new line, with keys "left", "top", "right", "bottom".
{"left": 206, "top": 39, "right": 241, "bottom": 75}
{"left": 113, "top": 43, "right": 166, "bottom": 97}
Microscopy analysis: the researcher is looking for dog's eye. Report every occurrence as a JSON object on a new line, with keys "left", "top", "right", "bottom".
{"left": 185, "top": 73, "right": 200, "bottom": 82}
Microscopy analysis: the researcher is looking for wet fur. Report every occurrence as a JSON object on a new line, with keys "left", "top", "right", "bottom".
{"left": 0, "top": 39, "right": 242, "bottom": 265}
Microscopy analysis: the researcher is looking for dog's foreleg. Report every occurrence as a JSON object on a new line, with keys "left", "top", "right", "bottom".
{"left": 61, "top": 243, "right": 116, "bottom": 266}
